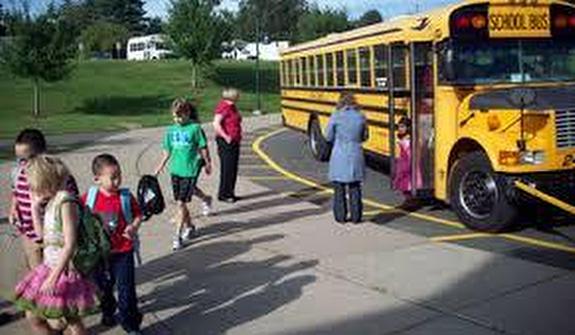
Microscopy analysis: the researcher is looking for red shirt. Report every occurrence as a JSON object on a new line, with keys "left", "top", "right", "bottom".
{"left": 215, "top": 100, "right": 242, "bottom": 143}
{"left": 81, "top": 190, "right": 141, "bottom": 254}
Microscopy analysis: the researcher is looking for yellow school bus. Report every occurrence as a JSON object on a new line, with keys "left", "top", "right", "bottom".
{"left": 279, "top": 0, "right": 575, "bottom": 232}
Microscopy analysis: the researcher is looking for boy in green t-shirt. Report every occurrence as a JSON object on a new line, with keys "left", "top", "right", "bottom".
{"left": 155, "top": 98, "right": 212, "bottom": 251}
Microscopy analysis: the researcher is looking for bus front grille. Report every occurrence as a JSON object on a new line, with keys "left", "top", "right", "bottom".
{"left": 556, "top": 109, "right": 575, "bottom": 149}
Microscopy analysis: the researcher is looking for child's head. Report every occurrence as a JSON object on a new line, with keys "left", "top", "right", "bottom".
{"left": 27, "top": 155, "right": 70, "bottom": 199}
{"left": 222, "top": 88, "right": 240, "bottom": 103}
{"left": 171, "top": 98, "right": 198, "bottom": 125}
{"left": 14, "top": 128, "right": 47, "bottom": 160}
{"left": 92, "top": 154, "right": 122, "bottom": 193}
{"left": 398, "top": 117, "right": 412, "bottom": 137}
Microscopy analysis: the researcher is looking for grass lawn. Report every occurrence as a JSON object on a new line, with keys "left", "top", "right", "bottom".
{"left": 0, "top": 59, "right": 280, "bottom": 139}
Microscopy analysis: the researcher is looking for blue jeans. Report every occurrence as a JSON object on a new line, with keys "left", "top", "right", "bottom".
{"left": 94, "top": 251, "right": 142, "bottom": 332}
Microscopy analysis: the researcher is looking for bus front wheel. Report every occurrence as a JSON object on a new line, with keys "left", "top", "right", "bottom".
{"left": 308, "top": 118, "right": 331, "bottom": 162}
{"left": 449, "top": 152, "right": 517, "bottom": 233}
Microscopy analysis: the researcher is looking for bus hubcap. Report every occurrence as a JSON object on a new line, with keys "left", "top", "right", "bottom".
{"left": 459, "top": 171, "right": 498, "bottom": 219}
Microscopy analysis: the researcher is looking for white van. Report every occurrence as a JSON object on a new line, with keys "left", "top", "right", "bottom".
{"left": 127, "top": 34, "right": 171, "bottom": 61}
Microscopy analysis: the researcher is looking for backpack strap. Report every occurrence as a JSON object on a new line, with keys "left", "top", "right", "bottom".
{"left": 119, "top": 188, "right": 133, "bottom": 225}
{"left": 86, "top": 187, "right": 99, "bottom": 210}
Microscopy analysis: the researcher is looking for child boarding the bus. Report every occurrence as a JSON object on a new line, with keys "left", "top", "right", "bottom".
{"left": 393, "top": 117, "right": 418, "bottom": 206}
{"left": 13, "top": 155, "right": 97, "bottom": 335}
{"left": 81, "top": 154, "right": 144, "bottom": 334}
{"left": 154, "top": 98, "right": 213, "bottom": 251}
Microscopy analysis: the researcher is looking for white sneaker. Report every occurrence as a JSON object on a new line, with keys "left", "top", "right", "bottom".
{"left": 201, "top": 196, "right": 212, "bottom": 217}
{"left": 181, "top": 226, "right": 196, "bottom": 241}
{"left": 172, "top": 236, "right": 182, "bottom": 251}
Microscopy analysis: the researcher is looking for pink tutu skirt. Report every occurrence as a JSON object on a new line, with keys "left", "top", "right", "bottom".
{"left": 14, "top": 264, "right": 99, "bottom": 319}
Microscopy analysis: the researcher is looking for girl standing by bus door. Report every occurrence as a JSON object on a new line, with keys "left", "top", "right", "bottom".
{"left": 393, "top": 117, "right": 421, "bottom": 207}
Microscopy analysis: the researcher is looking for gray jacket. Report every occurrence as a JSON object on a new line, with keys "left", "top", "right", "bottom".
{"left": 326, "top": 107, "right": 368, "bottom": 183}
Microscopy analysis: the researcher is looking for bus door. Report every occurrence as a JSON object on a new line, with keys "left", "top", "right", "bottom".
{"left": 409, "top": 42, "right": 435, "bottom": 196}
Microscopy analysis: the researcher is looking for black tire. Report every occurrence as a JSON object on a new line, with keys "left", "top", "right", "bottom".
{"left": 449, "top": 151, "right": 517, "bottom": 232}
{"left": 308, "top": 118, "right": 331, "bottom": 162}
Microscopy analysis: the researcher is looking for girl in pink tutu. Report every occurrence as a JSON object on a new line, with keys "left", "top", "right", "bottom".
{"left": 393, "top": 117, "right": 419, "bottom": 206}
{"left": 13, "top": 155, "right": 98, "bottom": 335}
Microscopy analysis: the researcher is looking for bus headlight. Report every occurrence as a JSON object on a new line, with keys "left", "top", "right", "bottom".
{"left": 520, "top": 151, "right": 546, "bottom": 165}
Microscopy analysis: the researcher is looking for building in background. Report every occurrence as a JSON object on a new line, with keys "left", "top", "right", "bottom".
{"left": 127, "top": 34, "right": 172, "bottom": 61}
{"left": 222, "top": 40, "right": 289, "bottom": 61}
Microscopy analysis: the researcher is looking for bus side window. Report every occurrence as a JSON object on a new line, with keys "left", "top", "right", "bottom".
{"left": 301, "top": 57, "right": 308, "bottom": 86}
{"left": 374, "top": 44, "right": 388, "bottom": 89}
{"left": 392, "top": 45, "right": 407, "bottom": 89}
{"left": 288, "top": 59, "right": 294, "bottom": 86}
{"left": 295, "top": 58, "right": 301, "bottom": 86}
{"left": 309, "top": 55, "right": 316, "bottom": 86}
{"left": 347, "top": 49, "right": 358, "bottom": 86}
{"left": 336, "top": 51, "right": 345, "bottom": 87}
{"left": 359, "top": 47, "right": 371, "bottom": 87}
{"left": 326, "top": 53, "right": 335, "bottom": 87}
{"left": 317, "top": 54, "right": 325, "bottom": 87}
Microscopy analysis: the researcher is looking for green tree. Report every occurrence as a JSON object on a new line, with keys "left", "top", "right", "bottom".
{"left": 1, "top": 13, "right": 77, "bottom": 117}
{"left": 0, "top": 3, "right": 6, "bottom": 36}
{"left": 88, "top": 0, "right": 147, "bottom": 34}
{"left": 354, "top": 9, "right": 382, "bottom": 28}
{"left": 81, "top": 21, "right": 129, "bottom": 56}
{"left": 144, "top": 16, "right": 164, "bottom": 35}
{"left": 166, "top": 0, "right": 225, "bottom": 88}
{"left": 295, "top": 6, "right": 350, "bottom": 43}
{"left": 237, "top": 0, "right": 306, "bottom": 42}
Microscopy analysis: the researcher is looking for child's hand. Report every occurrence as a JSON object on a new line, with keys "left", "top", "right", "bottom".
{"left": 40, "top": 274, "right": 58, "bottom": 295}
{"left": 205, "top": 163, "right": 212, "bottom": 176}
{"left": 123, "top": 225, "right": 139, "bottom": 240}
{"left": 8, "top": 207, "right": 18, "bottom": 225}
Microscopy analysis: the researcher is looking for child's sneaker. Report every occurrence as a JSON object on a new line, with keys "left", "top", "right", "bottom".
{"left": 201, "top": 196, "right": 212, "bottom": 216}
{"left": 172, "top": 236, "right": 183, "bottom": 251}
{"left": 181, "top": 225, "right": 196, "bottom": 241}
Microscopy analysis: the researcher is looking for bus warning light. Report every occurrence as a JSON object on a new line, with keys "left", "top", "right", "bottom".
{"left": 472, "top": 15, "right": 487, "bottom": 29}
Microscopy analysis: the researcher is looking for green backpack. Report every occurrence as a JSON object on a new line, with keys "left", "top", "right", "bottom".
{"left": 56, "top": 196, "right": 111, "bottom": 276}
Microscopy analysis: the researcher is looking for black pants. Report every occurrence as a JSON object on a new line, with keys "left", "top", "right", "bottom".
{"left": 94, "top": 251, "right": 142, "bottom": 332}
{"left": 217, "top": 137, "right": 240, "bottom": 199}
{"left": 333, "top": 182, "right": 363, "bottom": 223}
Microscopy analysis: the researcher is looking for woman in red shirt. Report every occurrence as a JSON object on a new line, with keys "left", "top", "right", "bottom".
{"left": 213, "top": 88, "right": 243, "bottom": 203}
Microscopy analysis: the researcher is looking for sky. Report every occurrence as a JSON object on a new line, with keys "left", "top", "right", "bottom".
{"left": 11, "top": 0, "right": 461, "bottom": 20}
{"left": 144, "top": 0, "right": 460, "bottom": 20}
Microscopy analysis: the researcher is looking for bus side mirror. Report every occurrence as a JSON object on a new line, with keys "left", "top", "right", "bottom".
{"left": 438, "top": 44, "right": 456, "bottom": 82}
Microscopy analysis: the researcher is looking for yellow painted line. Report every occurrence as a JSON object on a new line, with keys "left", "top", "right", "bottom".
{"left": 431, "top": 233, "right": 492, "bottom": 243}
{"left": 252, "top": 128, "right": 575, "bottom": 255}
{"left": 501, "top": 234, "right": 575, "bottom": 254}
{"left": 247, "top": 176, "right": 290, "bottom": 181}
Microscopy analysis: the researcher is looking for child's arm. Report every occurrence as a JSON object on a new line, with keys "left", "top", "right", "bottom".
{"left": 123, "top": 195, "right": 143, "bottom": 240}
{"left": 213, "top": 114, "right": 232, "bottom": 143}
{"left": 31, "top": 195, "right": 44, "bottom": 241}
{"left": 9, "top": 195, "right": 18, "bottom": 225}
{"left": 154, "top": 150, "right": 171, "bottom": 176}
{"left": 40, "top": 202, "right": 79, "bottom": 294}
{"left": 200, "top": 148, "right": 212, "bottom": 175}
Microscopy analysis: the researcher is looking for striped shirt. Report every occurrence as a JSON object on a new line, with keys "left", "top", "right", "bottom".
{"left": 12, "top": 160, "right": 80, "bottom": 243}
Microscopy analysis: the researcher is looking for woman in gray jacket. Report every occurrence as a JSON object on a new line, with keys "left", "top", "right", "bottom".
{"left": 326, "top": 92, "right": 368, "bottom": 224}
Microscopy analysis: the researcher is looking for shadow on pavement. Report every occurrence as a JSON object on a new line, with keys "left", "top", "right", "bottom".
{"left": 133, "top": 234, "right": 318, "bottom": 334}
{"left": 74, "top": 95, "right": 172, "bottom": 116}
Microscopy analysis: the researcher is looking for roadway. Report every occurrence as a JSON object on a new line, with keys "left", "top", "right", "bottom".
{"left": 245, "top": 127, "right": 575, "bottom": 271}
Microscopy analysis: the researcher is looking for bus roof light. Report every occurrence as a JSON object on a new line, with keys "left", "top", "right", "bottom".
{"left": 471, "top": 15, "right": 487, "bottom": 29}
{"left": 456, "top": 16, "right": 470, "bottom": 29}
{"left": 554, "top": 15, "right": 568, "bottom": 29}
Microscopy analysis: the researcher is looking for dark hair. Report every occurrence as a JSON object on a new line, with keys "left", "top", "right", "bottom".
{"left": 398, "top": 117, "right": 412, "bottom": 130}
{"left": 15, "top": 128, "right": 47, "bottom": 155}
{"left": 336, "top": 91, "right": 358, "bottom": 110}
{"left": 188, "top": 101, "right": 199, "bottom": 123}
{"left": 91, "top": 154, "right": 120, "bottom": 175}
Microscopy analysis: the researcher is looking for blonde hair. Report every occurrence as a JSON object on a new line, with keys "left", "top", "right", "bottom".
{"left": 27, "top": 155, "right": 70, "bottom": 195}
{"left": 337, "top": 91, "right": 358, "bottom": 110}
{"left": 171, "top": 98, "right": 192, "bottom": 124}
{"left": 222, "top": 88, "right": 240, "bottom": 101}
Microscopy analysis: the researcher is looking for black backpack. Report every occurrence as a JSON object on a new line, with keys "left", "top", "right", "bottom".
{"left": 137, "top": 175, "right": 165, "bottom": 221}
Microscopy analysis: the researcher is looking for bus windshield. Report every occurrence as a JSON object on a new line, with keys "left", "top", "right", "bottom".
{"left": 439, "top": 39, "right": 575, "bottom": 85}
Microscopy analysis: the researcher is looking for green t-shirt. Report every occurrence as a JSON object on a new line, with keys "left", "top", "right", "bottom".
{"left": 162, "top": 123, "right": 207, "bottom": 178}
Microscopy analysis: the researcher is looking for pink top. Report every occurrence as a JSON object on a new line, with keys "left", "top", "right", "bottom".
{"left": 215, "top": 100, "right": 242, "bottom": 143}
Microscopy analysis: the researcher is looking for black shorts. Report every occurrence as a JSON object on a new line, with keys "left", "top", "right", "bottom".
{"left": 171, "top": 175, "right": 197, "bottom": 203}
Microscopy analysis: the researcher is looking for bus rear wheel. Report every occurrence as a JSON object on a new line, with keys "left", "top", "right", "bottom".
{"left": 449, "top": 151, "right": 517, "bottom": 233}
{"left": 308, "top": 118, "right": 331, "bottom": 162}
